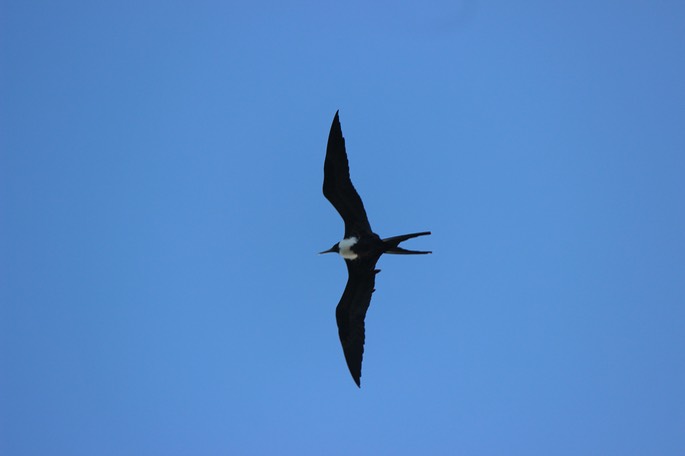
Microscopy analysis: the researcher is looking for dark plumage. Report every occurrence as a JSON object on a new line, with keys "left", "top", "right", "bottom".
{"left": 321, "top": 111, "right": 431, "bottom": 387}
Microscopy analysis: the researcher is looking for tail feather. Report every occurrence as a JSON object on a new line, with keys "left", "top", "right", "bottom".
{"left": 382, "top": 231, "right": 431, "bottom": 255}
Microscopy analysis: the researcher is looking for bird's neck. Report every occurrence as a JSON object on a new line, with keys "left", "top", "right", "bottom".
{"left": 339, "top": 237, "right": 359, "bottom": 260}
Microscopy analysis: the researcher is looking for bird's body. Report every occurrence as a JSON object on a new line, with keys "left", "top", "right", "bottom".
{"left": 321, "top": 111, "right": 431, "bottom": 387}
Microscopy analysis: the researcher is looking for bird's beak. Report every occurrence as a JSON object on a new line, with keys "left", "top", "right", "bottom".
{"left": 319, "top": 247, "right": 337, "bottom": 254}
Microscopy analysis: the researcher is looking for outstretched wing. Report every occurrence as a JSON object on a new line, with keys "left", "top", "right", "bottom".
{"left": 323, "top": 111, "right": 372, "bottom": 238}
{"left": 335, "top": 256, "right": 381, "bottom": 387}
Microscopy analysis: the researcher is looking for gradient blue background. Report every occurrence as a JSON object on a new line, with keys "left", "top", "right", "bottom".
{"left": 2, "top": 1, "right": 684, "bottom": 454}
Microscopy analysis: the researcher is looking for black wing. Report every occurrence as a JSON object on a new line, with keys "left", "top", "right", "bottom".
{"left": 323, "top": 111, "right": 373, "bottom": 238}
{"left": 335, "top": 256, "right": 381, "bottom": 387}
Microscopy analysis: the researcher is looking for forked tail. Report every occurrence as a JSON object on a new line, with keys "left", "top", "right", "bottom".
{"left": 382, "top": 231, "right": 432, "bottom": 255}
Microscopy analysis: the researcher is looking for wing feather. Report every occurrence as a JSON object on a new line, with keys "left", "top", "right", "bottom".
{"left": 335, "top": 257, "right": 380, "bottom": 387}
{"left": 323, "top": 111, "right": 372, "bottom": 237}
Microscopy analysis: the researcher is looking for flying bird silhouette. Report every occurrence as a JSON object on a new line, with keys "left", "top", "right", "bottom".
{"left": 320, "top": 111, "right": 431, "bottom": 387}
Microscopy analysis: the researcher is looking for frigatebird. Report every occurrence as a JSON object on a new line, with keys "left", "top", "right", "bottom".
{"left": 320, "top": 111, "right": 431, "bottom": 387}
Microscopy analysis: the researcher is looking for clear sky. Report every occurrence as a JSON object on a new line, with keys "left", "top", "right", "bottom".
{"left": 2, "top": 1, "right": 684, "bottom": 455}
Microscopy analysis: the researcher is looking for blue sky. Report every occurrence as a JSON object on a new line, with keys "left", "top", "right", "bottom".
{"left": 2, "top": 1, "right": 684, "bottom": 454}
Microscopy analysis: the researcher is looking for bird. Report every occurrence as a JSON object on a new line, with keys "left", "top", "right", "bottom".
{"left": 320, "top": 111, "right": 431, "bottom": 387}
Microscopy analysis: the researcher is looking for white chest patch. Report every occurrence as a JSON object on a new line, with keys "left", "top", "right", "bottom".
{"left": 338, "top": 237, "right": 359, "bottom": 260}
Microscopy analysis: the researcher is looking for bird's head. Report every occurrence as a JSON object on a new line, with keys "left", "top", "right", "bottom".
{"left": 319, "top": 242, "right": 340, "bottom": 255}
